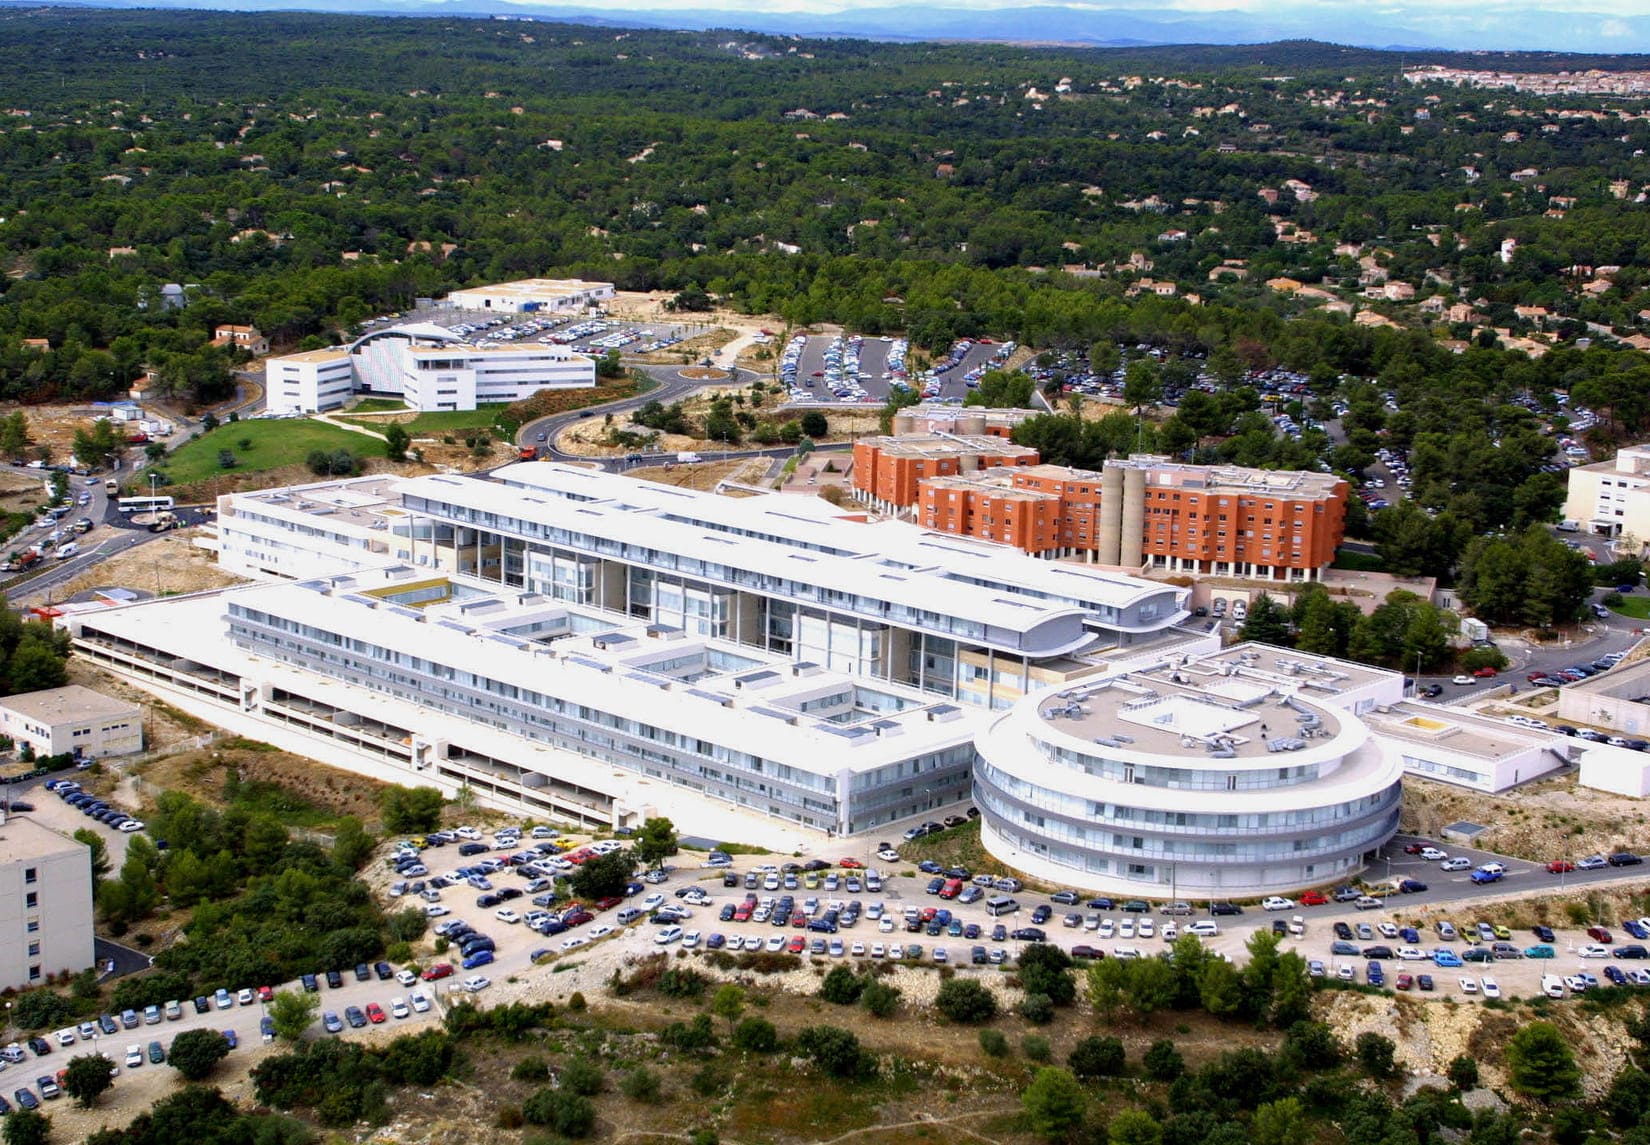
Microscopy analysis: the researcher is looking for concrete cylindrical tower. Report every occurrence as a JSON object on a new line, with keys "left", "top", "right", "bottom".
{"left": 959, "top": 413, "right": 987, "bottom": 436}
{"left": 1119, "top": 466, "right": 1146, "bottom": 567}
{"left": 1098, "top": 465, "right": 1124, "bottom": 564}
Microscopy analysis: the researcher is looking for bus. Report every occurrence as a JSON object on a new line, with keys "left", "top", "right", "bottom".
{"left": 117, "top": 495, "right": 174, "bottom": 514}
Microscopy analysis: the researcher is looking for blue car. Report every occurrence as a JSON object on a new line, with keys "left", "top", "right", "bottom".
{"left": 1625, "top": 919, "right": 1650, "bottom": 940}
{"left": 1366, "top": 961, "right": 1384, "bottom": 985}
{"left": 1433, "top": 949, "right": 1463, "bottom": 967}
{"left": 461, "top": 949, "right": 494, "bottom": 970}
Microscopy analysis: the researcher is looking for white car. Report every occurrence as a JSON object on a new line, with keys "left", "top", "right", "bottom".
{"left": 125, "top": 1044, "right": 144, "bottom": 1068}
{"left": 681, "top": 930, "right": 702, "bottom": 949}
{"left": 1261, "top": 896, "right": 1295, "bottom": 911}
{"left": 561, "top": 936, "right": 588, "bottom": 950}
{"left": 1097, "top": 918, "right": 1116, "bottom": 938}
{"left": 1377, "top": 922, "right": 1399, "bottom": 939}
{"left": 765, "top": 934, "right": 786, "bottom": 952}
{"left": 588, "top": 925, "right": 613, "bottom": 940}
{"left": 1579, "top": 944, "right": 1611, "bottom": 958}
{"left": 495, "top": 909, "right": 521, "bottom": 924}
{"left": 396, "top": 969, "right": 418, "bottom": 986}
{"left": 118, "top": 819, "right": 145, "bottom": 833}
{"left": 1185, "top": 921, "right": 1219, "bottom": 938}
{"left": 877, "top": 849, "right": 901, "bottom": 862}
{"left": 879, "top": 916, "right": 895, "bottom": 932}
{"left": 237, "top": 987, "right": 254, "bottom": 1006}
{"left": 409, "top": 992, "right": 431, "bottom": 1013}
{"left": 1480, "top": 976, "right": 1501, "bottom": 999}
{"left": 390, "top": 997, "right": 410, "bottom": 1019}
{"left": 1397, "top": 946, "right": 1428, "bottom": 961}
{"left": 1161, "top": 922, "right": 1178, "bottom": 942}
{"left": 851, "top": 942, "right": 866, "bottom": 956}
{"left": 1419, "top": 847, "right": 1448, "bottom": 861}
{"left": 870, "top": 943, "right": 885, "bottom": 958}
{"left": 1440, "top": 857, "right": 1472, "bottom": 872}
{"left": 641, "top": 893, "right": 666, "bottom": 911}
{"left": 1138, "top": 919, "right": 1155, "bottom": 938}
{"left": 454, "top": 827, "right": 482, "bottom": 841}
{"left": 1119, "top": 919, "right": 1136, "bottom": 939}
{"left": 461, "top": 975, "right": 491, "bottom": 993}
{"left": 1458, "top": 976, "right": 1479, "bottom": 994}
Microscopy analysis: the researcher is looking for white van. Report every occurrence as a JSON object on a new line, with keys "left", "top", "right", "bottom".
{"left": 616, "top": 906, "right": 646, "bottom": 926}
{"left": 55, "top": 542, "right": 77, "bottom": 560}
{"left": 1541, "top": 974, "right": 1565, "bottom": 999}
{"left": 985, "top": 895, "right": 1020, "bottom": 917}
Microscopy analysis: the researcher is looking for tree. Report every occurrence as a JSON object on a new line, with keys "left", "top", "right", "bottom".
{"left": 13, "top": 990, "right": 74, "bottom": 1031}
{"left": 800, "top": 410, "right": 828, "bottom": 438}
{"left": 167, "top": 1028, "right": 230, "bottom": 1082}
{"left": 569, "top": 849, "right": 634, "bottom": 900}
{"left": 378, "top": 785, "right": 444, "bottom": 833}
{"left": 820, "top": 965, "right": 864, "bottom": 1005}
{"left": 710, "top": 984, "right": 744, "bottom": 1031}
{"left": 7, "top": 637, "right": 68, "bottom": 693}
{"left": 522, "top": 1088, "right": 596, "bottom": 1137}
{"left": 1022, "top": 1067, "right": 1086, "bottom": 1140}
{"left": 331, "top": 815, "right": 374, "bottom": 870}
{"left": 631, "top": 817, "right": 678, "bottom": 870}
{"left": 1106, "top": 1109, "right": 1162, "bottom": 1145}
{"left": 1018, "top": 944, "right": 1076, "bottom": 1006}
{"left": 1068, "top": 1035, "right": 1125, "bottom": 1079}
{"left": 383, "top": 423, "right": 410, "bottom": 462}
{"left": 1, "top": 1108, "right": 48, "bottom": 1145}
{"left": 1505, "top": 1021, "right": 1580, "bottom": 1102}
{"left": 935, "top": 978, "right": 997, "bottom": 1023}
{"left": 1355, "top": 1032, "right": 1397, "bottom": 1080}
{"left": 1142, "top": 1039, "right": 1184, "bottom": 1082}
{"left": 731, "top": 1017, "right": 777, "bottom": 1053}
{"left": 1237, "top": 593, "right": 1292, "bottom": 647}
{"left": 268, "top": 988, "right": 320, "bottom": 1044}
{"left": 1249, "top": 1097, "right": 1305, "bottom": 1145}
{"left": 796, "top": 1025, "right": 866, "bottom": 1079}
{"left": 1448, "top": 1054, "right": 1480, "bottom": 1092}
{"left": 72, "top": 828, "right": 111, "bottom": 887}
{"left": 62, "top": 1053, "right": 114, "bottom": 1107}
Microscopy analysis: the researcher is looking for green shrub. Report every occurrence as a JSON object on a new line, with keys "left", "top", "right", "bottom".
{"left": 621, "top": 1066, "right": 661, "bottom": 1102}
{"left": 820, "top": 965, "right": 865, "bottom": 1005}
{"left": 560, "top": 1056, "right": 605, "bottom": 1096}
{"left": 522, "top": 1088, "right": 596, "bottom": 1138}
{"left": 978, "top": 1028, "right": 1009, "bottom": 1057}
{"left": 512, "top": 1056, "right": 549, "bottom": 1083}
{"left": 732, "top": 1017, "right": 778, "bottom": 1053}
{"left": 1018, "top": 992, "right": 1055, "bottom": 1024}
{"left": 1069, "top": 1035, "right": 1125, "bottom": 1079}
{"left": 1022, "top": 1034, "right": 1052, "bottom": 1062}
{"left": 861, "top": 980, "right": 900, "bottom": 1018}
{"left": 935, "top": 978, "right": 997, "bottom": 1024}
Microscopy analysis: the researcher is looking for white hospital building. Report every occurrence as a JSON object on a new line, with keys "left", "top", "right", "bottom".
{"left": 446, "top": 278, "right": 616, "bottom": 314}
{"left": 267, "top": 324, "right": 594, "bottom": 413}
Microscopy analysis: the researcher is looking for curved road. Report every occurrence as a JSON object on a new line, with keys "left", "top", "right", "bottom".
{"left": 516, "top": 362, "right": 853, "bottom": 474}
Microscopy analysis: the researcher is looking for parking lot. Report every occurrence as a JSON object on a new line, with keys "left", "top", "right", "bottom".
{"left": 778, "top": 334, "right": 1015, "bottom": 407}
{"left": 356, "top": 308, "right": 699, "bottom": 359}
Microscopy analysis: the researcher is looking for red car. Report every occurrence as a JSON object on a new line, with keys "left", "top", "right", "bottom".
{"left": 787, "top": 935, "right": 806, "bottom": 954}
{"left": 1298, "top": 890, "right": 1328, "bottom": 907}
{"left": 1547, "top": 860, "right": 1576, "bottom": 874}
{"left": 1473, "top": 666, "right": 1499, "bottom": 678}
{"left": 1395, "top": 973, "right": 1413, "bottom": 991}
{"left": 421, "top": 963, "right": 454, "bottom": 981}
{"left": 365, "top": 1003, "right": 386, "bottom": 1024}
{"left": 594, "top": 896, "right": 623, "bottom": 911}
{"left": 839, "top": 858, "right": 864, "bottom": 869}
{"left": 562, "top": 909, "right": 594, "bottom": 928}
{"left": 1403, "top": 843, "right": 1427, "bottom": 854}
{"left": 1589, "top": 926, "right": 1615, "bottom": 943}
{"left": 256, "top": 985, "right": 274, "bottom": 1003}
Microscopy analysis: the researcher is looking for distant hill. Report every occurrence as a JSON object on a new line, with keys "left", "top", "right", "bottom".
{"left": 10, "top": 0, "right": 1650, "bottom": 53}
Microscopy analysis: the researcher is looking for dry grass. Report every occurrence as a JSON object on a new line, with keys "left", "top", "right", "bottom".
{"left": 134, "top": 741, "right": 391, "bottom": 827}
{"left": 626, "top": 458, "right": 775, "bottom": 493}
{"left": 47, "top": 530, "right": 245, "bottom": 602}
{"left": 1401, "top": 771, "right": 1650, "bottom": 862}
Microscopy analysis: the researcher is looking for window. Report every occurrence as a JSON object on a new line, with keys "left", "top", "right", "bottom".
{"left": 26, "top": 920, "right": 38, "bottom": 934}
{"left": 25, "top": 892, "right": 37, "bottom": 909}
{"left": 27, "top": 966, "right": 40, "bottom": 982}
{"left": 23, "top": 867, "right": 35, "bottom": 885}
{"left": 26, "top": 942, "right": 38, "bottom": 958}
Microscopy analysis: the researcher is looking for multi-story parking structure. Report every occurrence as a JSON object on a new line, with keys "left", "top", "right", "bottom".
{"left": 973, "top": 643, "right": 1404, "bottom": 897}
{"left": 205, "top": 463, "right": 1191, "bottom": 708}
{"left": 69, "top": 567, "right": 982, "bottom": 839}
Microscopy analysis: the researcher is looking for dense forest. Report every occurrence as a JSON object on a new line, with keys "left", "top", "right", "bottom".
{"left": 0, "top": 9, "right": 1648, "bottom": 584}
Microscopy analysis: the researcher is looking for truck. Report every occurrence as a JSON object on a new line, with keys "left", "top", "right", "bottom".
{"left": 1557, "top": 519, "right": 1581, "bottom": 533}
{"left": 518, "top": 446, "right": 537, "bottom": 461}
{"left": 146, "top": 511, "right": 181, "bottom": 534}
{"left": 104, "top": 478, "right": 119, "bottom": 493}
{"left": 676, "top": 451, "right": 701, "bottom": 464}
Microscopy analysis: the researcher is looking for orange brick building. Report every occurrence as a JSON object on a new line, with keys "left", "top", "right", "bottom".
{"left": 851, "top": 435, "right": 1039, "bottom": 514}
{"left": 860, "top": 443, "right": 1346, "bottom": 581}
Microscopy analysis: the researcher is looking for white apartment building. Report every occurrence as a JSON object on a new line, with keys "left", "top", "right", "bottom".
{"left": 0, "top": 817, "right": 94, "bottom": 990}
{"left": 267, "top": 324, "right": 594, "bottom": 413}
{"left": 70, "top": 567, "right": 981, "bottom": 837}
{"left": 0, "top": 685, "right": 142, "bottom": 761}
{"left": 1563, "top": 443, "right": 1650, "bottom": 541}
{"left": 446, "top": 278, "right": 616, "bottom": 314}
{"left": 206, "top": 463, "right": 1191, "bottom": 705}
{"left": 974, "top": 643, "right": 1406, "bottom": 897}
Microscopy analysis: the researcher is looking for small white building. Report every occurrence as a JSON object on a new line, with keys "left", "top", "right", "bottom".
{"left": 266, "top": 324, "right": 595, "bottom": 413}
{"left": 446, "top": 278, "right": 615, "bottom": 315}
{"left": 1362, "top": 701, "right": 1568, "bottom": 793}
{"left": 0, "top": 816, "right": 95, "bottom": 990}
{"left": 0, "top": 685, "right": 143, "bottom": 761}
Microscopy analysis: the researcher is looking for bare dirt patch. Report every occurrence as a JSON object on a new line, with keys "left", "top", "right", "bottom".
{"left": 133, "top": 741, "right": 391, "bottom": 828}
{"left": 625, "top": 458, "right": 775, "bottom": 493}
{"left": 1400, "top": 771, "right": 1650, "bottom": 863}
{"left": 45, "top": 529, "right": 246, "bottom": 602}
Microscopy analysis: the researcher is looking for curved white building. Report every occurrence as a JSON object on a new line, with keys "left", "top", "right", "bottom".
{"left": 975, "top": 645, "right": 1404, "bottom": 898}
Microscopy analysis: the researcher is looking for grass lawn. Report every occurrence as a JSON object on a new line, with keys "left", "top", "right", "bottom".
{"left": 1332, "top": 549, "right": 1386, "bottom": 572}
{"left": 156, "top": 419, "right": 374, "bottom": 485}
{"left": 340, "top": 405, "right": 506, "bottom": 437}
{"left": 1610, "top": 595, "right": 1650, "bottom": 620}
{"left": 348, "top": 397, "right": 406, "bottom": 413}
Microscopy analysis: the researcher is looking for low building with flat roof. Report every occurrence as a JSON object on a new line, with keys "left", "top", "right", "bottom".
{"left": 0, "top": 816, "right": 94, "bottom": 990}
{"left": 446, "top": 278, "right": 615, "bottom": 314}
{"left": 1562, "top": 444, "right": 1650, "bottom": 541}
{"left": 1361, "top": 701, "right": 1568, "bottom": 793}
{"left": 973, "top": 642, "right": 1405, "bottom": 897}
{"left": 1555, "top": 656, "right": 1650, "bottom": 735}
{"left": 70, "top": 566, "right": 983, "bottom": 838}
{"left": 0, "top": 685, "right": 142, "bottom": 761}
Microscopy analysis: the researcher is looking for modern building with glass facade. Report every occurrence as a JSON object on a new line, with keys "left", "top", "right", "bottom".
{"left": 68, "top": 567, "right": 981, "bottom": 838}
{"left": 207, "top": 463, "right": 1191, "bottom": 708}
{"left": 974, "top": 643, "right": 1405, "bottom": 897}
